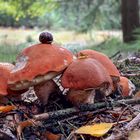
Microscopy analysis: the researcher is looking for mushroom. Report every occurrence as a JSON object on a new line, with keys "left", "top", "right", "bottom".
{"left": 0, "top": 62, "right": 27, "bottom": 97}
{"left": 77, "top": 50, "right": 120, "bottom": 83}
{"left": 61, "top": 58, "right": 113, "bottom": 106}
{"left": 0, "top": 63, "right": 14, "bottom": 97}
{"left": 8, "top": 32, "right": 74, "bottom": 105}
{"left": 0, "top": 63, "right": 27, "bottom": 112}
{"left": 118, "top": 76, "right": 135, "bottom": 97}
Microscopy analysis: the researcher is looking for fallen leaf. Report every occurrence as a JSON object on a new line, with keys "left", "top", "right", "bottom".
{"left": 0, "top": 105, "right": 16, "bottom": 113}
{"left": 75, "top": 123, "right": 113, "bottom": 137}
{"left": 17, "top": 119, "right": 37, "bottom": 138}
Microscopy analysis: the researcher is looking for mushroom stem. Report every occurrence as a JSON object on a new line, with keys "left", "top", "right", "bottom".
{"left": 34, "top": 80, "right": 60, "bottom": 105}
{"left": 66, "top": 89, "right": 96, "bottom": 107}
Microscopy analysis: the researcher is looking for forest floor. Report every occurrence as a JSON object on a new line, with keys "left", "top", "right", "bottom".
{"left": 0, "top": 52, "right": 140, "bottom": 140}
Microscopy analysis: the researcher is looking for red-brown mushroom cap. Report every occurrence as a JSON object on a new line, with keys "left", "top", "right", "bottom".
{"left": 0, "top": 63, "right": 14, "bottom": 96}
{"left": 119, "top": 76, "right": 129, "bottom": 97}
{"left": 77, "top": 50, "right": 120, "bottom": 78}
{"left": 119, "top": 76, "right": 135, "bottom": 97}
{"left": 61, "top": 58, "right": 112, "bottom": 90}
{"left": 8, "top": 43, "right": 74, "bottom": 90}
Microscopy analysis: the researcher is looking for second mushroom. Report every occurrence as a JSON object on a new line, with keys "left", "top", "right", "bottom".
{"left": 61, "top": 57, "right": 113, "bottom": 106}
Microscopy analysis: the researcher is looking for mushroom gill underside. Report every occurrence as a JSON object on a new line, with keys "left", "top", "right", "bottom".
{"left": 8, "top": 71, "right": 62, "bottom": 91}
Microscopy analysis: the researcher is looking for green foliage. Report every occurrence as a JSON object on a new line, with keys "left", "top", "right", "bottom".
{"left": 95, "top": 0, "right": 121, "bottom": 30}
{"left": 90, "top": 37, "right": 140, "bottom": 57}
{"left": 0, "top": 0, "right": 56, "bottom": 18}
{"left": 55, "top": 0, "right": 121, "bottom": 32}
{"left": 26, "top": 35, "right": 34, "bottom": 43}
{"left": 0, "top": 42, "right": 28, "bottom": 62}
{"left": 37, "top": 12, "right": 61, "bottom": 29}
{"left": 0, "top": 0, "right": 57, "bottom": 27}
{"left": 0, "top": 0, "right": 121, "bottom": 31}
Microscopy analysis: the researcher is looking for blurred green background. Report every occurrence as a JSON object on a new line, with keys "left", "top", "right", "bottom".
{"left": 0, "top": 0, "right": 140, "bottom": 62}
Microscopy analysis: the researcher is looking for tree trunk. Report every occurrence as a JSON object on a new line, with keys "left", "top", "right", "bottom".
{"left": 121, "top": 0, "right": 140, "bottom": 42}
